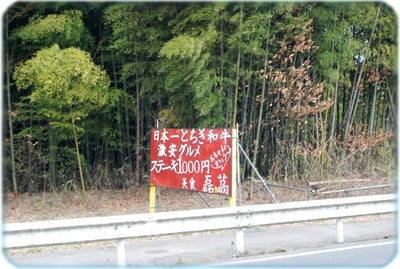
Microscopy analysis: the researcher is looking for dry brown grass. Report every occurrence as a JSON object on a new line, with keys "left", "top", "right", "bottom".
{"left": 4, "top": 176, "right": 395, "bottom": 223}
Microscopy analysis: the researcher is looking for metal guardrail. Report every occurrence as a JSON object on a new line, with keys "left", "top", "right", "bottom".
{"left": 3, "top": 194, "right": 396, "bottom": 265}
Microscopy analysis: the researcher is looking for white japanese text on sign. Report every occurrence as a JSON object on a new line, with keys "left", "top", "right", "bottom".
{"left": 150, "top": 129, "right": 232, "bottom": 195}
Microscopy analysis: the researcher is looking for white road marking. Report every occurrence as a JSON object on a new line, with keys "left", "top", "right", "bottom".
{"left": 219, "top": 241, "right": 396, "bottom": 265}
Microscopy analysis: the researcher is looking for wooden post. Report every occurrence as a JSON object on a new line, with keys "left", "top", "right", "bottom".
{"left": 149, "top": 185, "right": 157, "bottom": 213}
{"left": 230, "top": 129, "right": 237, "bottom": 207}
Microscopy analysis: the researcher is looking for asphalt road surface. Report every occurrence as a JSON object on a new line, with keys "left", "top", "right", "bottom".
{"left": 214, "top": 240, "right": 397, "bottom": 267}
{"left": 3, "top": 218, "right": 397, "bottom": 268}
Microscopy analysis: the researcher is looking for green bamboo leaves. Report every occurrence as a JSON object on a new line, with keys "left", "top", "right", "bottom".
{"left": 14, "top": 45, "right": 110, "bottom": 122}
{"left": 13, "top": 44, "right": 111, "bottom": 198}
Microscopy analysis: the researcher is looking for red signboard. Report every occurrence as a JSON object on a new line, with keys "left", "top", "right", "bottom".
{"left": 150, "top": 128, "right": 232, "bottom": 195}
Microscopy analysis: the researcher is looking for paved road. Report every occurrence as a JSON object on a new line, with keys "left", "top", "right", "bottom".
{"left": 3, "top": 218, "right": 397, "bottom": 268}
{"left": 214, "top": 240, "right": 396, "bottom": 267}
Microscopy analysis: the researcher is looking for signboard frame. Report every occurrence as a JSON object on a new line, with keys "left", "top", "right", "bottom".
{"left": 149, "top": 128, "right": 237, "bottom": 212}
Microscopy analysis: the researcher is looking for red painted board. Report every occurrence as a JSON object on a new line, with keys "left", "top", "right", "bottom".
{"left": 150, "top": 128, "right": 232, "bottom": 195}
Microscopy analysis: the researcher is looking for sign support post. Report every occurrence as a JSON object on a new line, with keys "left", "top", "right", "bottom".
{"left": 149, "top": 185, "right": 157, "bottom": 213}
{"left": 230, "top": 129, "right": 237, "bottom": 207}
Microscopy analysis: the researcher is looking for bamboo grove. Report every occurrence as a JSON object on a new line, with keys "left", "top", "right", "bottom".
{"left": 3, "top": 2, "right": 397, "bottom": 194}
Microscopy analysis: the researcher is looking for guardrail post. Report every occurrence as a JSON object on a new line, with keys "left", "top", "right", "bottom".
{"left": 117, "top": 239, "right": 126, "bottom": 266}
{"left": 236, "top": 228, "right": 245, "bottom": 253}
{"left": 336, "top": 218, "right": 344, "bottom": 243}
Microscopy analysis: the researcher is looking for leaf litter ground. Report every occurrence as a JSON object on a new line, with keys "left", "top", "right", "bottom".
{"left": 4, "top": 177, "right": 395, "bottom": 223}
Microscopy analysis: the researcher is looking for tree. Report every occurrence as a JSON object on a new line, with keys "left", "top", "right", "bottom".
{"left": 158, "top": 3, "right": 228, "bottom": 128}
{"left": 11, "top": 10, "right": 93, "bottom": 50}
{"left": 104, "top": 3, "right": 178, "bottom": 183}
{"left": 13, "top": 44, "right": 111, "bottom": 198}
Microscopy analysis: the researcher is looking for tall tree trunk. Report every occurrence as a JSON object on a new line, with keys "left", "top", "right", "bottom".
{"left": 240, "top": 54, "right": 252, "bottom": 176}
{"left": 5, "top": 14, "right": 17, "bottom": 194}
{"left": 329, "top": 65, "right": 340, "bottom": 141}
{"left": 72, "top": 117, "right": 87, "bottom": 200}
{"left": 244, "top": 68, "right": 257, "bottom": 180}
{"left": 344, "top": 5, "right": 381, "bottom": 140}
{"left": 328, "top": 5, "right": 340, "bottom": 142}
{"left": 232, "top": 3, "right": 243, "bottom": 127}
{"left": 251, "top": 17, "right": 270, "bottom": 195}
{"left": 48, "top": 126, "right": 57, "bottom": 190}
{"left": 366, "top": 29, "right": 381, "bottom": 168}
{"left": 124, "top": 78, "right": 132, "bottom": 169}
{"left": 368, "top": 27, "right": 381, "bottom": 136}
{"left": 135, "top": 53, "right": 141, "bottom": 184}
{"left": 219, "top": 16, "right": 225, "bottom": 123}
